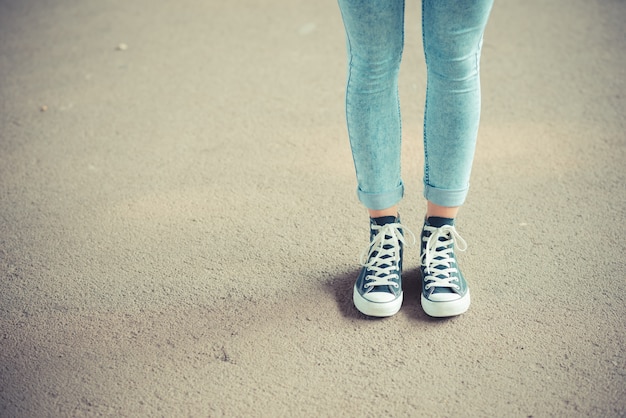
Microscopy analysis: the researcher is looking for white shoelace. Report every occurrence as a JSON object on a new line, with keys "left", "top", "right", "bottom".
{"left": 422, "top": 224, "right": 467, "bottom": 290}
{"left": 359, "top": 222, "right": 416, "bottom": 289}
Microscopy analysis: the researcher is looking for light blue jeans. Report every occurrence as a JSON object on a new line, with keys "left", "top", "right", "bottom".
{"left": 338, "top": 0, "right": 493, "bottom": 210}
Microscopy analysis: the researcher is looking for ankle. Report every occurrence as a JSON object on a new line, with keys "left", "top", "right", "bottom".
{"left": 426, "top": 202, "right": 459, "bottom": 219}
{"left": 368, "top": 205, "right": 398, "bottom": 219}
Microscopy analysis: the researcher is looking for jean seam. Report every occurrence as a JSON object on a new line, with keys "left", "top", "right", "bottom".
{"left": 397, "top": 0, "right": 406, "bottom": 184}
{"left": 422, "top": 0, "right": 431, "bottom": 188}
{"left": 340, "top": 4, "right": 360, "bottom": 186}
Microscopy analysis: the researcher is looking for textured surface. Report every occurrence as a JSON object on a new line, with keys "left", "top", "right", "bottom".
{"left": 1, "top": 0, "right": 625, "bottom": 416}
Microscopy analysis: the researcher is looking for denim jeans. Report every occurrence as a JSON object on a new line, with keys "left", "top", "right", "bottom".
{"left": 338, "top": 0, "right": 493, "bottom": 210}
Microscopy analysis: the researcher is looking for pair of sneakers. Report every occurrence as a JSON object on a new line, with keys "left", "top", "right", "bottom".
{"left": 353, "top": 215, "right": 470, "bottom": 318}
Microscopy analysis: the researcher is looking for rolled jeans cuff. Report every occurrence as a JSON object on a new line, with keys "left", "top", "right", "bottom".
{"left": 357, "top": 181, "right": 404, "bottom": 211}
{"left": 423, "top": 182, "right": 469, "bottom": 208}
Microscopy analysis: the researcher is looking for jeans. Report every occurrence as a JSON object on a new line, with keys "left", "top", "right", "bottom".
{"left": 338, "top": 0, "right": 493, "bottom": 210}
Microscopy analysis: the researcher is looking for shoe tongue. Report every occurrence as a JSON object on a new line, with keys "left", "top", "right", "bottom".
{"left": 426, "top": 216, "right": 454, "bottom": 228}
{"left": 372, "top": 215, "right": 398, "bottom": 226}
{"left": 370, "top": 216, "right": 399, "bottom": 268}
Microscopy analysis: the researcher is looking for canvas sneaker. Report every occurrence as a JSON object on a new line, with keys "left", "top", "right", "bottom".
{"left": 420, "top": 217, "right": 470, "bottom": 317}
{"left": 353, "top": 215, "right": 415, "bottom": 317}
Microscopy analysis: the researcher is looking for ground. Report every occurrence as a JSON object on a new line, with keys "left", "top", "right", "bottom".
{"left": 1, "top": 0, "right": 625, "bottom": 416}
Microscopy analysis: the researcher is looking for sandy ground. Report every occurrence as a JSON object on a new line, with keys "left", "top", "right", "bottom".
{"left": 1, "top": 0, "right": 625, "bottom": 416}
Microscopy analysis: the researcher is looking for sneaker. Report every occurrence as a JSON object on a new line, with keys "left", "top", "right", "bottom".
{"left": 420, "top": 217, "right": 470, "bottom": 317}
{"left": 353, "top": 215, "right": 415, "bottom": 317}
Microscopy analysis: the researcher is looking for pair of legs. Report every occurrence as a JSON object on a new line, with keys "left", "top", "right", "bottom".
{"left": 338, "top": 0, "right": 493, "bottom": 217}
{"left": 338, "top": 0, "right": 493, "bottom": 317}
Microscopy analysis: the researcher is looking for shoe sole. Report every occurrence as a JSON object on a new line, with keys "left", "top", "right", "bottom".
{"left": 353, "top": 286, "right": 403, "bottom": 317}
{"left": 421, "top": 289, "right": 470, "bottom": 318}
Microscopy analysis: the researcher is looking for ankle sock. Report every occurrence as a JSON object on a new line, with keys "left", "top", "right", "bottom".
{"left": 372, "top": 215, "right": 398, "bottom": 226}
{"left": 425, "top": 216, "right": 454, "bottom": 228}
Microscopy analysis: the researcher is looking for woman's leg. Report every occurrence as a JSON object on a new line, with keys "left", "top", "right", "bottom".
{"left": 422, "top": 0, "right": 493, "bottom": 210}
{"left": 419, "top": 0, "right": 493, "bottom": 318}
{"left": 338, "top": 0, "right": 406, "bottom": 213}
{"left": 338, "top": 0, "right": 410, "bottom": 317}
